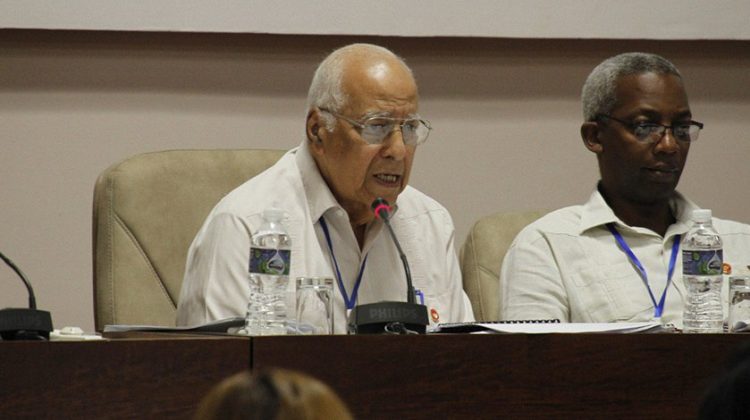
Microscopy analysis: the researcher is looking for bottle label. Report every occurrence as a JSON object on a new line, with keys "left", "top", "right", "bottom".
{"left": 682, "top": 249, "right": 723, "bottom": 275}
{"left": 249, "top": 247, "right": 291, "bottom": 275}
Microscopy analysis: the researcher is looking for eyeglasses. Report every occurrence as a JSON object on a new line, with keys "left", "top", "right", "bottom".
{"left": 319, "top": 108, "right": 432, "bottom": 146}
{"left": 597, "top": 114, "right": 704, "bottom": 143}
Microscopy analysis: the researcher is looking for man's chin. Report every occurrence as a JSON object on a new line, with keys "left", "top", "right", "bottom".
{"left": 369, "top": 186, "right": 403, "bottom": 204}
{"left": 382, "top": 190, "right": 403, "bottom": 205}
{"left": 633, "top": 185, "right": 679, "bottom": 204}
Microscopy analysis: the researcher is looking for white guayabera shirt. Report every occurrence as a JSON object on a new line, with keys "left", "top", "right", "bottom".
{"left": 501, "top": 189, "right": 750, "bottom": 329}
{"left": 176, "top": 141, "right": 474, "bottom": 333}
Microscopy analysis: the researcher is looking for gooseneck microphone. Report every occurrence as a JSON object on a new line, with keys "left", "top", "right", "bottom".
{"left": 347, "top": 198, "right": 429, "bottom": 335}
{"left": 372, "top": 197, "right": 416, "bottom": 304}
{"left": 0, "top": 252, "right": 38, "bottom": 310}
{"left": 0, "top": 251, "right": 53, "bottom": 340}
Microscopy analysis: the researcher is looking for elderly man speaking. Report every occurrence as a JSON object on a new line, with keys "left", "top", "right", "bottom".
{"left": 176, "top": 44, "right": 474, "bottom": 333}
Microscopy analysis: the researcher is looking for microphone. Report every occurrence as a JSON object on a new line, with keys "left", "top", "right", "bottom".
{"left": 0, "top": 252, "right": 53, "bottom": 340}
{"left": 347, "top": 198, "right": 429, "bottom": 335}
{"left": 371, "top": 197, "right": 416, "bottom": 304}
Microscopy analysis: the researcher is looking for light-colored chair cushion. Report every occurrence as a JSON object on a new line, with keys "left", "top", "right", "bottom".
{"left": 92, "top": 149, "right": 285, "bottom": 331}
{"left": 459, "top": 210, "right": 546, "bottom": 321}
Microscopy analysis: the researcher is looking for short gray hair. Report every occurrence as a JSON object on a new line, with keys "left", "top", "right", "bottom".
{"left": 306, "top": 43, "right": 413, "bottom": 131}
{"left": 581, "top": 52, "right": 682, "bottom": 121}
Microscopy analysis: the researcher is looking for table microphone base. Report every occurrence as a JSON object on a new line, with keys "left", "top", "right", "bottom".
{"left": 347, "top": 301, "right": 429, "bottom": 335}
{"left": 0, "top": 308, "right": 53, "bottom": 341}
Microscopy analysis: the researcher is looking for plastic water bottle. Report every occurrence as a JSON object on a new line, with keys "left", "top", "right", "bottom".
{"left": 243, "top": 208, "right": 291, "bottom": 336}
{"left": 682, "top": 209, "right": 724, "bottom": 333}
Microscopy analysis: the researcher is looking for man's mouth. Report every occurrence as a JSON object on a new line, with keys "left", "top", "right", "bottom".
{"left": 374, "top": 173, "right": 401, "bottom": 184}
{"left": 644, "top": 166, "right": 680, "bottom": 181}
{"left": 646, "top": 166, "right": 678, "bottom": 174}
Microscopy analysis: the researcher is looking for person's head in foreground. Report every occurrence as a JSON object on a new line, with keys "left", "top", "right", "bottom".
{"left": 194, "top": 368, "right": 353, "bottom": 420}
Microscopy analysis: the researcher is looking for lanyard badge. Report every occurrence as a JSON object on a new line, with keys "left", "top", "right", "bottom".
{"left": 606, "top": 223, "right": 681, "bottom": 318}
{"left": 319, "top": 218, "right": 368, "bottom": 310}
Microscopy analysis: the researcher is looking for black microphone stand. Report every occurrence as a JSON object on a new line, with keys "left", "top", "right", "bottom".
{"left": 0, "top": 252, "right": 53, "bottom": 340}
{"left": 347, "top": 198, "right": 429, "bottom": 335}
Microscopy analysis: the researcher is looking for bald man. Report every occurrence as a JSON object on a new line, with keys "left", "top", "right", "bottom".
{"left": 176, "top": 44, "right": 474, "bottom": 332}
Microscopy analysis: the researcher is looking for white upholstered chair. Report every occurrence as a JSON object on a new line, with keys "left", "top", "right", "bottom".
{"left": 92, "top": 149, "right": 285, "bottom": 331}
{"left": 459, "top": 210, "right": 546, "bottom": 321}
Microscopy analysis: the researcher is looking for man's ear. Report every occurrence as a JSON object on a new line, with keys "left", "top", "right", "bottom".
{"left": 581, "top": 121, "right": 603, "bottom": 154}
{"left": 306, "top": 109, "right": 325, "bottom": 153}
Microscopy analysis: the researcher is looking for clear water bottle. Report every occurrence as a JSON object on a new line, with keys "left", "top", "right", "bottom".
{"left": 243, "top": 208, "right": 291, "bottom": 336}
{"left": 682, "top": 209, "right": 724, "bottom": 333}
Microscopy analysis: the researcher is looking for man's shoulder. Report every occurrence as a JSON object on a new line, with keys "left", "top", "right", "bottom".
{"left": 212, "top": 152, "right": 301, "bottom": 216}
{"left": 713, "top": 216, "right": 750, "bottom": 236}
{"left": 514, "top": 204, "right": 585, "bottom": 241}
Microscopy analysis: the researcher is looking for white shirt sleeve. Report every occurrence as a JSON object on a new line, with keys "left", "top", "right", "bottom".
{"left": 176, "top": 212, "right": 253, "bottom": 326}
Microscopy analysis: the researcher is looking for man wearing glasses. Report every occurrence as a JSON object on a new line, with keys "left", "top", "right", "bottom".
{"left": 500, "top": 52, "right": 750, "bottom": 327}
{"left": 177, "top": 43, "right": 474, "bottom": 331}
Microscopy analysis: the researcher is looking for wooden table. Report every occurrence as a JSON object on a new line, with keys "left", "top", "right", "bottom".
{"left": 0, "top": 333, "right": 249, "bottom": 418}
{"left": 251, "top": 333, "right": 748, "bottom": 419}
{"left": 1, "top": 333, "right": 747, "bottom": 418}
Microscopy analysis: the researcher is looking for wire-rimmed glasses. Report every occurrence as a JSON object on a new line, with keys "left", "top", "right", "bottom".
{"left": 320, "top": 108, "right": 432, "bottom": 146}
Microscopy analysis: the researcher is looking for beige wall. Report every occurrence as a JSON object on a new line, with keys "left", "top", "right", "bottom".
{"left": 2, "top": 30, "right": 749, "bottom": 331}
{"left": 3, "top": 1, "right": 749, "bottom": 40}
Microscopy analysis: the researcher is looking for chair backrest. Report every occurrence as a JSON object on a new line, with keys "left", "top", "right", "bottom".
{"left": 92, "top": 149, "right": 286, "bottom": 331}
{"left": 459, "top": 210, "right": 546, "bottom": 321}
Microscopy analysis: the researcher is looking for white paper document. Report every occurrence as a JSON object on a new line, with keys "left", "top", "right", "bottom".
{"left": 433, "top": 321, "right": 672, "bottom": 334}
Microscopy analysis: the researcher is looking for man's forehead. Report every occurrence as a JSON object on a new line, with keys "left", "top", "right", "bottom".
{"left": 613, "top": 72, "right": 689, "bottom": 113}
{"left": 616, "top": 72, "right": 684, "bottom": 93}
{"left": 341, "top": 67, "right": 418, "bottom": 116}
{"left": 342, "top": 57, "right": 416, "bottom": 91}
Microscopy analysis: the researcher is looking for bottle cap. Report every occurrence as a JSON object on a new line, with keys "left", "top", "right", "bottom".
{"left": 692, "top": 209, "right": 712, "bottom": 223}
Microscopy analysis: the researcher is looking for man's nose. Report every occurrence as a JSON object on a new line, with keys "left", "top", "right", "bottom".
{"left": 381, "top": 126, "right": 407, "bottom": 160}
{"left": 654, "top": 128, "right": 680, "bottom": 154}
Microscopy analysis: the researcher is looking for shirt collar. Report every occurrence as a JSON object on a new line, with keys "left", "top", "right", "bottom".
{"left": 667, "top": 191, "right": 700, "bottom": 236}
{"left": 578, "top": 188, "right": 618, "bottom": 234}
{"left": 295, "top": 140, "right": 340, "bottom": 223}
{"left": 578, "top": 185, "right": 698, "bottom": 237}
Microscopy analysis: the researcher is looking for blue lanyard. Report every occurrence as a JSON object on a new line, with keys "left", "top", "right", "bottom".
{"left": 606, "top": 223, "right": 680, "bottom": 318}
{"left": 319, "top": 217, "right": 368, "bottom": 310}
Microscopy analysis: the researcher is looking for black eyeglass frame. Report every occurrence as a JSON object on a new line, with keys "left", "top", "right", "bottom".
{"left": 596, "top": 114, "right": 704, "bottom": 143}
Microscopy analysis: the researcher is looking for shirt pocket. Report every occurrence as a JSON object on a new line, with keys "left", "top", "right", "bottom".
{"left": 570, "top": 261, "right": 654, "bottom": 322}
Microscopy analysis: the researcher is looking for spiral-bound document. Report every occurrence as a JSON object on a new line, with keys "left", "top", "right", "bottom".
{"left": 431, "top": 319, "right": 560, "bottom": 333}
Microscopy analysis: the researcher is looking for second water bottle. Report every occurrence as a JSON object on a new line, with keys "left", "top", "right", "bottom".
{"left": 682, "top": 209, "right": 723, "bottom": 333}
